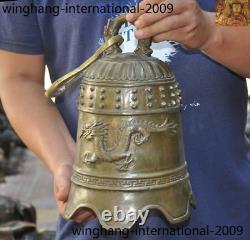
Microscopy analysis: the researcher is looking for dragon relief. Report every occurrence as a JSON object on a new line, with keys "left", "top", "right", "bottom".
{"left": 80, "top": 118, "right": 177, "bottom": 171}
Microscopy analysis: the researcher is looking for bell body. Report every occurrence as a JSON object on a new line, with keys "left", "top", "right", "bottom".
{"left": 64, "top": 52, "right": 195, "bottom": 229}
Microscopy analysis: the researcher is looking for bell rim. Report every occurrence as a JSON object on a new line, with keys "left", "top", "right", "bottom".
{"left": 64, "top": 202, "right": 192, "bottom": 230}
{"left": 63, "top": 182, "right": 195, "bottom": 230}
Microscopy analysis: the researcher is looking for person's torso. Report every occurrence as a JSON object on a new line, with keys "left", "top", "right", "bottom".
{"left": 34, "top": 0, "right": 250, "bottom": 238}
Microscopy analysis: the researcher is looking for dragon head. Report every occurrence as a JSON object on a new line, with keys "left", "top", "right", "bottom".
{"left": 80, "top": 120, "right": 108, "bottom": 140}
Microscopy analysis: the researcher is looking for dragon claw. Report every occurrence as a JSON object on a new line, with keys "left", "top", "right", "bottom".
{"left": 83, "top": 152, "right": 96, "bottom": 163}
{"left": 115, "top": 154, "right": 135, "bottom": 171}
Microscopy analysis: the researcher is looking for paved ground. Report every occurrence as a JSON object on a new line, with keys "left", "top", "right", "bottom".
{"left": 0, "top": 150, "right": 57, "bottom": 231}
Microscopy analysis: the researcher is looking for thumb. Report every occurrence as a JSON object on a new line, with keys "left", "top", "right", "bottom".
{"left": 54, "top": 164, "right": 72, "bottom": 202}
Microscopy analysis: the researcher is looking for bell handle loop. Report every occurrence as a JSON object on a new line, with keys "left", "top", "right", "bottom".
{"left": 104, "top": 13, "right": 153, "bottom": 56}
{"left": 45, "top": 35, "right": 124, "bottom": 99}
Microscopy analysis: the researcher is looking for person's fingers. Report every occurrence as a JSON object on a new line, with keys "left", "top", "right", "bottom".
{"left": 152, "top": 26, "right": 187, "bottom": 43}
{"left": 57, "top": 202, "right": 96, "bottom": 222}
{"left": 57, "top": 200, "right": 66, "bottom": 216}
{"left": 73, "top": 208, "right": 96, "bottom": 223}
{"left": 126, "top": 0, "right": 164, "bottom": 23}
{"left": 54, "top": 164, "right": 72, "bottom": 202}
{"left": 53, "top": 163, "right": 96, "bottom": 224}
{"left": 135, "top": 14, "right": 187, "bottom": 39}
{"left": 134, "top": 0, "right": 184, "bottom": 29}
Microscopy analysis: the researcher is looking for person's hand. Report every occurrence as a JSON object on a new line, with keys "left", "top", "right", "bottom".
{"left": 53, "top": 163, "right": 96, "bottom": 223}
{"left": 126, "top": 0, "right": 215, "bottom": 50}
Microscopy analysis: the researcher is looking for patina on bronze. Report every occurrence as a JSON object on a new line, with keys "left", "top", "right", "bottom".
{"left": 46, "top": 14, "right": 195, "bottom": 230}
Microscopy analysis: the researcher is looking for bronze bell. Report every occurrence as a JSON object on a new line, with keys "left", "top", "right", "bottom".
{"left": 46, "top": 14, "right": 195, "bottom": 230}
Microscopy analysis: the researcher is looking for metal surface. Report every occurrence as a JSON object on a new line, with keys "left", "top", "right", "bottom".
{"left": 45, "top": 35, "right": 124, "bottom": 98}
{"left": 47, "top": 14, "right": 195, "bottom": 229}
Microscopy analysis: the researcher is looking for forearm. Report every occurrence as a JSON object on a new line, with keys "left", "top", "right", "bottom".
{"left": 0, "top": 75, "right": 75, "bottom": 173}
{"left": 127, "top": 2, "right": 250, "bottom": 78}
{"left": 201, "top": 12, "right": 250, "bottom": 78}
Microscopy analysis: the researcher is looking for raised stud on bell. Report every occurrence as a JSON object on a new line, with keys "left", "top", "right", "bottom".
{"left": 132, "top": 96, "right": 137, "bottom": 101}
{"left": 131, "top": 103, "right": 138, "bottom": 109}
{"left": 132, "top": 89, "right": 138, "bottom": 94}
{"left": 100, "top": 95, "right": 105, "bottom": 101}
{"left": 101, "top": 88, "right": 106, "bottom": 94}
{"left": 147, "top": 95, "right": 154, "bottom": 100}
{"left": 100, "top": 103, "right": 105, "bottom": 109}
{"left": 159, "top": 86, "right": 165, "bottom": 92}
{"left": 145, "top": 87, "right": 152, "bottom": 92}
{"left": 80, "top": 100, "right": 85, "bottom": 106}
{"left": 147, "top": 103, "right": 153, "bottom": 108}
{"left": 116, "top": 89, "right": 121, "bottom": 94}
{"left": 161, "top": 101, "right": 167, "bottom": 107}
